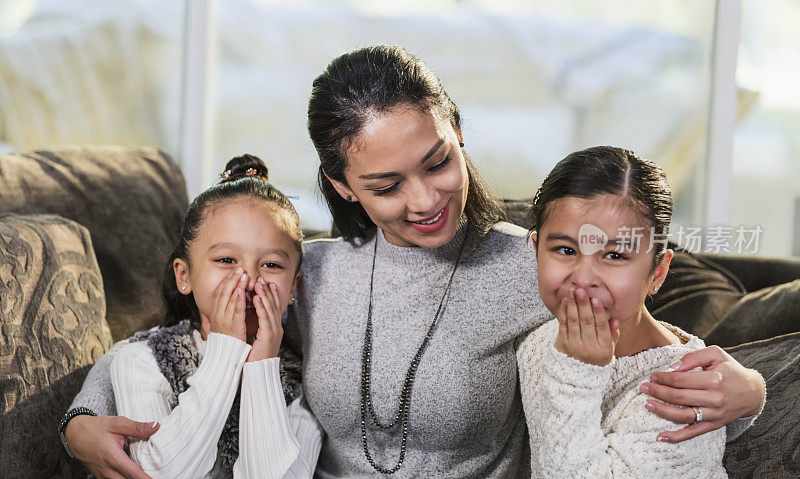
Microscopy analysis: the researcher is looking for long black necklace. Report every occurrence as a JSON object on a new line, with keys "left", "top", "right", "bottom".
{"left": 360, "top": 230, "right": 468, "bottom": 474}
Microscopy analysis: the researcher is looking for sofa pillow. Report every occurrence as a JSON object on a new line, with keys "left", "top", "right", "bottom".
{"left": 0, "top": 147, "right": 188, "bottom": 340}
{"left": 724, "top": 332, "right": 800, "bottom": 478}
{"left": 0, "top": 214, "right": 112, "bottom": 478}
{"left": 706, "top": 280, "right": 800, "bottom": 347}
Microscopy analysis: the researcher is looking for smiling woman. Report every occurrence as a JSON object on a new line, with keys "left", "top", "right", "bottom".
{"left": 323, "top": 106, "right": 468, "bottom": 248}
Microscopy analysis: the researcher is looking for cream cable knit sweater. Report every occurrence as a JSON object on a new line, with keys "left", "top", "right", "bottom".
{"left": 517, "top": 320, "right": 728, "bottom": 479}
{"left": 110, "top": 331, "right": 322, "bottom": 478}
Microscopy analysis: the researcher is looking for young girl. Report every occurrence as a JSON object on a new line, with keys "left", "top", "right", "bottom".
{"left": 517, "top": 146, "right": 728, "bottom": 478}
{"left": 109, "top": 155, "right": 322, "bottom": 478}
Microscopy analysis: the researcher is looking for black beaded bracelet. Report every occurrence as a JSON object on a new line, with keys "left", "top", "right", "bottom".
{"left": 58, "top": 406, "right": 96, "bottom": 433}
{"left": 58, "top": 407, "right": 97, "bottom": 459}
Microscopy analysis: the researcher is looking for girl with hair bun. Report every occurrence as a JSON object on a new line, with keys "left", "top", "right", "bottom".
{"left": 108, "top": 154, "right": 322, "bottom": 478}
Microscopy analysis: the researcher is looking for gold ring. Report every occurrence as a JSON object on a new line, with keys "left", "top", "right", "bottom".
{"left": 691, "top": 406, "right": 703, "bottom": 424}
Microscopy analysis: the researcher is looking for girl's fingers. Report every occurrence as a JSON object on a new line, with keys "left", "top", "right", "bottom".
{"left": 211, "top": 272, "right": 233, "bottom": 311}
{"left": 218, "top": 272, "right": 242, "bottom": 316}
{"left": 591, "top": 297, "right": 612, "bottom": 348}
{"left": 258, "top": 282, "right": 277, "bottom": 330}
{"left": 575, "top": 289, "right": 596, "bottom": 346}
{"left": 233, "top": 282, "right": 246, "bottom": 322}
{"left": 555, "top": 297, "right": 569, "bottom": 341}
{"left": 268, "top": 283, "right": 282, "bottom": 320}
{"left": 224, "top": 273, "right": 247, "bottom": 320}
{"left": 252, "top": 288, "right": 269, "bottom": 325}
{"left": 566, "top": 290, "right": 581, "bottom": 346}
{"left": 609, "top": 318, "right": 620, "bottom": 343}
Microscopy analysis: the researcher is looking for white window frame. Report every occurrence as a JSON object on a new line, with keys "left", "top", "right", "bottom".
{"left": 179, "top": 1, "right": 742, "bottom": 218}
{"left": 704, "top": 0, "right": 741, "bottom": 229}
{"left": 179, "top": 0, "right": 215, "bottom": 201}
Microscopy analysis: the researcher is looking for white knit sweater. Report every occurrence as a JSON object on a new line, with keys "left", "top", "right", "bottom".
{"left": 517, "top": 320, "right": 728, "bottom": 479}
{"left": 110, "top": 331, "right": 322, "bottom": 478}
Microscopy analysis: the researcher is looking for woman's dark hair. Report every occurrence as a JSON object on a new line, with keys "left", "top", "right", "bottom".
{"left": 528, "top": 146, "right": 673, "bottom": 268}
{"left": 162, "top": 154, "right": 304, "bottom": 328}
{"left": 307, "top": 44, "right": 505, "bottom": 240}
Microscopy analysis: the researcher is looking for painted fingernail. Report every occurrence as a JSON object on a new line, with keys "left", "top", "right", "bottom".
{"left": 269, "top": 283, "right": 276, "bottom": 291}
{"left": 236, "top": 267, "right": 243, "bottom": 274}
{"left": 150, "top": 421, "right": 159, "bottom": 429}
{"left": 639, "top": 384, "right": 649, "bottom": 394}
{"left": 650, "top": 374, "right": 657, "bottom": 382}
{"left": 645, "top": 401, "right": 655, "bottom": 412}
{"left": 575, "top": 289, "right": 586, "bottom": 300}
{"left": 668, "top": 361, "right": 682, "bottom": 371}
{"left": 591, "top": 297, "right": 599, "bottom": 307}
{"left": 657, "top": 436, "right": 670, "bottom": 443}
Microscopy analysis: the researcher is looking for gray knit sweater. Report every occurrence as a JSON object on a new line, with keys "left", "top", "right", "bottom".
{"left": 284, "top": 222, "right": 551, "bottom": 478}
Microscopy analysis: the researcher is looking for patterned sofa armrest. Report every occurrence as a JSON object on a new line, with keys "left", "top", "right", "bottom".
{"left": 0, "top": 214, "right": 112, "bottom": 479}
{"left": 0, "top": 146, "right": 189, "bottom": 341}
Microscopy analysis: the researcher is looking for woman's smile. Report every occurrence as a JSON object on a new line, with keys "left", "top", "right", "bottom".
{"left": 407, "top": 202, "right": 449, "bottom": 233}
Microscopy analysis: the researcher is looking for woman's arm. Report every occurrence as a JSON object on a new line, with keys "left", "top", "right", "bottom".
{"left": 110, "top": 333, "right": 251, "bottom": 478}
{"left": 62, "top": 341, "right": 157, "bottom": 479}
{"left": 640, "top": 345, "right": 766, "bottom": 443}
{"left": 234, "top": 358, "right": 323, "bottom": 478}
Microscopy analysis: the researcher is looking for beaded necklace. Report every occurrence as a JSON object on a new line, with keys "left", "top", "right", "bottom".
{"left": 359, "top": 231, "right": 468, "bottom": 474}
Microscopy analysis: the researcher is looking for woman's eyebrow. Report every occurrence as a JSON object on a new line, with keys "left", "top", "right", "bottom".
{"left": 357, "top": 138, "right": 445, "bottom": 180}
{"left": 418, "top": 138, "right": 445, "bottom": 164}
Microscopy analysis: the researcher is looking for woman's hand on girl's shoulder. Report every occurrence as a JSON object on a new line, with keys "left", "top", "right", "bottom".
{"left": 201, "top": 269, "right": 248, "bottom": 342}
{"left": 554, "top": 288, "right": 620, "bottom": 367}
{"left": 640, "top": 345, "right": 767, "bottom": 443}
{"left": 247, "top": 277, "right": 283, "bottom": 362}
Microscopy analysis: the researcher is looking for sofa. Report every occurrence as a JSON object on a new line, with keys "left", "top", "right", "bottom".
{"left": 1, "top": 148, "right": 798, "bottom": 478}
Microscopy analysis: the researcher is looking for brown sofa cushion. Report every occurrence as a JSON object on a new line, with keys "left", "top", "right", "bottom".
{"left": 0, "top": 214, "right": 112, "bottom": 478}
{"left": 724, "top": 332, "right": 800, "bottom": 478}
{"left": 706, "top": 280, "right": 800, "bottom": 347}
{"left": 0, "top": 146, "right": 188, "bottom": 340}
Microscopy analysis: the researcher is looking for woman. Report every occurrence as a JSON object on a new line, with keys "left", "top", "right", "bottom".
{"left": 61, "top": 45, "right": 765, "bottom": 478}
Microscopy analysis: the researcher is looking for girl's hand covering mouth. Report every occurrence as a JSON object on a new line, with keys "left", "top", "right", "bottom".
{"left": 554, "top": 287, "right": 620, "bottom": 366}
{"left": 202, "top": 269, "right": 248, "bottom": 342}
{"left": 247, "top": 277, "right": 284, "bottom": 362}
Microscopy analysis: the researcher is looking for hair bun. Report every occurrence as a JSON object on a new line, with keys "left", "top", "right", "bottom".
{"left": 219, "top": 154, "right": 270, "bottom": 183}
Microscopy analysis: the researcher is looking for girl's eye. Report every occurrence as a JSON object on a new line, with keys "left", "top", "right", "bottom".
{"left": 554, "top": 246, "right": 576, "bottom": 256}
{"left": 604, "top": 251, "right": 627, "bottom": 261}
{"left": 215, "top": 257, "right": 235, "bottom": 264}
{"left": 371, "top": 183, "right": 399, "bottom": 197}
{"left": 262, "top": 262, "right": 282, "bottom": 269}
{"left": 428, "top": 155, "right": 451, "bottom": 172}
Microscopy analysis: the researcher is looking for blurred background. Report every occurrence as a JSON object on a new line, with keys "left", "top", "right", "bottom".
{"left": 0, "top": 0, "right": 797, "bottom": 256}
